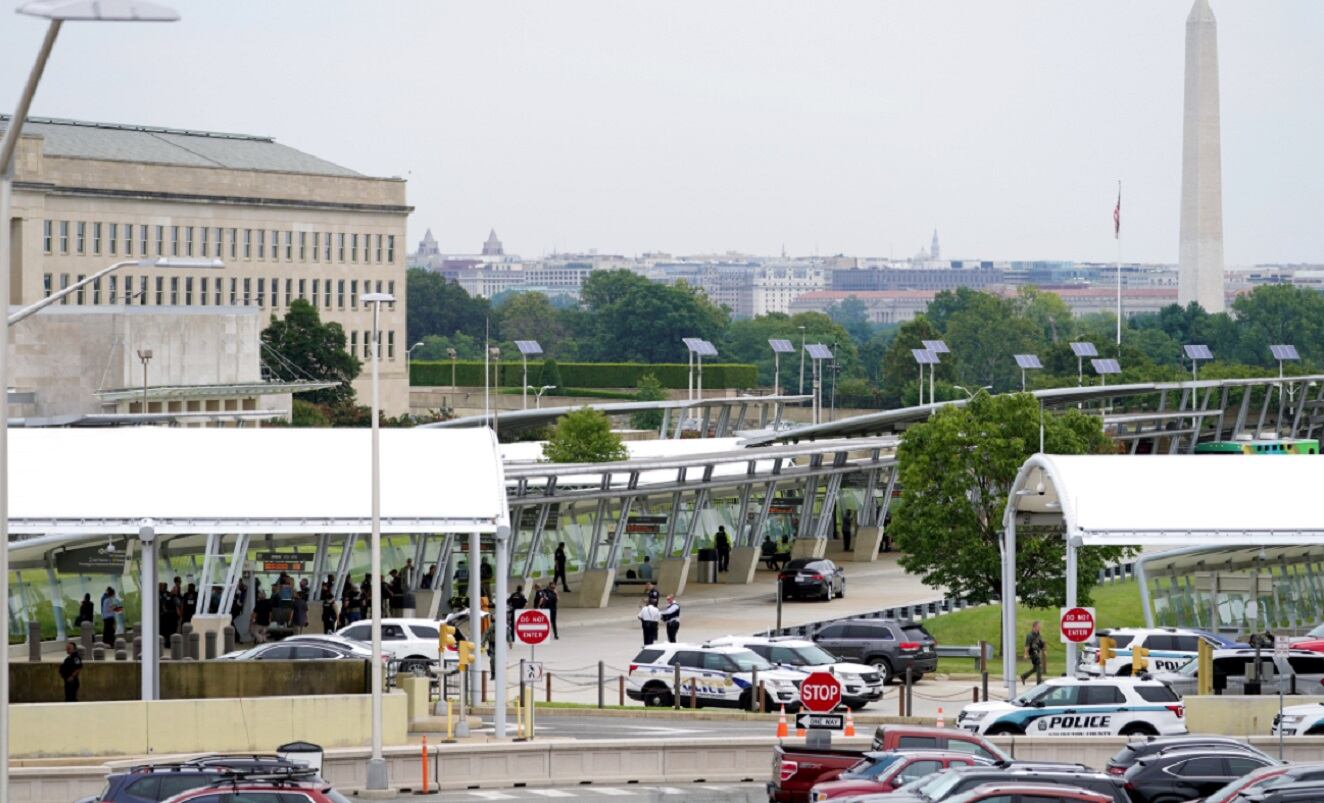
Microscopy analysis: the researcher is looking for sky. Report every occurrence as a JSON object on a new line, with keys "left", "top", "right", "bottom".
{"left": 1, "top": 1, "right": 1322, "bottom": 265}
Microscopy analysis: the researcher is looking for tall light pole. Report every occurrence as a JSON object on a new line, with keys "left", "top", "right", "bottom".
{"left": 137, "top": 349, "right": 153, "bottom": 413}
{"left": 362, "top": 291, "right": 394, "bottom": 790}
{"left": 9, "top": 257, "right": 221, "bottom": 327}
{"left": 0, "top": 4, "right": 180, "bottom": 798}
{"left": 797, "top": 325, "right": 807, "bottom": 394}
{"left": 405, "top": 341, "right": 424, "bottom": 360}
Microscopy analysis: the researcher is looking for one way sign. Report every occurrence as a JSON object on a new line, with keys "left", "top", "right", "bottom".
{"left": 795, "top": 713, "right": 845, "bottom": 731}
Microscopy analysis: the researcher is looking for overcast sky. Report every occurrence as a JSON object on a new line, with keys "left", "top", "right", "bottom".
{"left": 2, "top": 1, "right": 1321, "bottom": 265}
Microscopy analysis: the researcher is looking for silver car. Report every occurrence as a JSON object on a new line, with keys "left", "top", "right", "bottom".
{"left": 1154, "top": 648, "right": 1324, "bottom": 695}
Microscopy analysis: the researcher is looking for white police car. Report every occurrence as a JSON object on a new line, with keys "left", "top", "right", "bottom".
{"left": 1273, "top": 702, "right": 1324, "bottom": 736}
{"left": 956, "top": 677, "right": 1188, "bottom": 737}
{"left": 1077, "top": 628, "right": 1222, "bottom": 677}
{"left": 705, "top": 635, "right": 884, "bottom": 709}
{"left": 626, "top": 642, "right": 804, "bottom": 711}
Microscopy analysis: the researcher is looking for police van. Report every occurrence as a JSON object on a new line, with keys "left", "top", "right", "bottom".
{"left": 1077, "top": 628, "right": 1222, "bottom": 677}
{"left": 1272, "top": 702, "right": 1324, "bottom": 736}
{"left": 956, "top": 677, "right": 1187, "bottom": 737}
{"left": 626, "top": 642, "right": 805, "bottom": 710}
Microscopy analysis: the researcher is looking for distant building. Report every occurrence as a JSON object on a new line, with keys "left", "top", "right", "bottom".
{"left": 482, "top": 228, "right": 505, "bottom": 257}
{"left": 930, "top": 229, "right": 941, "bottom": 261}
{"left": 410, "top": 228, "right": 443, "bottom": 270}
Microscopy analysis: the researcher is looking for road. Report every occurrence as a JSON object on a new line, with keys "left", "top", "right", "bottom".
{"left": 380, "top": 782, "right": 765, "bottom": 802}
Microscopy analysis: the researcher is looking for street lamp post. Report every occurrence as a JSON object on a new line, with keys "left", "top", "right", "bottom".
{"left": 362, "top": 292, "right": 394, "bottom": 790}
{"left": 527, "top": 384, "right": 555, "bottom": 408}
{"left": 0, "top": 4, "right": 181, "bottom": 797}
{"left": 137, "top": 349, "right": 153, "bottom": 413}
{"left": 405, "top": 341, "right": 424, "bottom": 361}
{"left": 9, "top": 257, "right": 222, "bottom": 327}
{"left": 797, "top": 325, "right": 807, "bottom": 394}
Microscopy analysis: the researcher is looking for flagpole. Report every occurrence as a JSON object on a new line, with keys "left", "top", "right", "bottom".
{"left": 1114, "top": 180, "right": 1122, "bottom": 347}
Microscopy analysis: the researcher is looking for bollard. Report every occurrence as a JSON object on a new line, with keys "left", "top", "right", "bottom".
{"left": 81, "top": 621, "right": 95, "bottom": 655}
{"left": 28, "top": 621, "right": 41, "bottom": 663}
{"left": 187, "top": 631, "right": 201, "bottom": 661}
{"left": 93, "top": 646, "right": 105, "bottom": 661}
{"left": 776, "top": 579, "right": 784, "bottom": 632}
{"left": 482, "top": 670, "right": 488, "bottom": 704}
{"left": 115, "top": 638, "right": 127, "bottom": 660}
{"left": 972, "top": 686, "right": 979, "bottom": 703}
{"left": 204, "top": 631, "right": 217, "bottom": 660}
{"left": 690, "top": 680, "right": 697, "bottom": 709}
{"left": 421, "top": 735, "right": 429, "bottom": 792}
{"left": 751, "top": 669, "right": 760, "bottom": 712}
{"left": 673, "top": 664, "right": 682, "bottom": 710}
{"left": 133, "top": 636, "right": 142, "bottom": 661}
{"left": 619, "top": 675, "right": 625, "bottom": 707}
{"left": 222, "top": 626, "right": 235, "bottom": 655}
{"left": 759, "top": 683, "right": 766, "bottom": 714}
{"left": 170, "top": 633, "right": 185, "bottom": 661}
{"left": 181, "top": 622, "right": 193, "bottom": 637}
{"left": 546, "top": 672, "right": 552, "bottom": 703}
{"left": 905, "top": 666, "right": 913, "bottom": 718}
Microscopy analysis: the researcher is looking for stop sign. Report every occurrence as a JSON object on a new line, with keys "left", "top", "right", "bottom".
{"left": 798, "top": 671, "right": 843, "bottom": 713}
{"left": 1059, "top": 606, "right": 1096, "bottom": 644}
{"left": 514, "top": 609, "right": 551, "bottom": 646}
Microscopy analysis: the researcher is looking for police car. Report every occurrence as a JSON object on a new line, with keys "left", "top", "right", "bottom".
{"left": 1077, "top": 628, "right": 1222, "bottom": 678}
{"left": 626, "top": 642, "right": 805, "bottom": 711}
{"left": 704, "top": 635, "right": 884, "bottom": 709}
{"left": 1272, "top": 702, "right": 1324, "bottom": 736}
{"left": 956, "top": 677, "right": 1188, "bottom": 737}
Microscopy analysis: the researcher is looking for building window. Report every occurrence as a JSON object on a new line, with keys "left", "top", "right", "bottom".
{"left": 337, "top": 233, "right": 346, "bottom": 262}
{"left": 76, "top": 222, "right": 86, "bottom": 254}
{"left": 311, "top": 279, "right": 320, "bottom": 307}
{"left": 244, "top": 229, "right": 252, "bottom": 259}
{"left": 299, "top": 232, "right": 307, "bottom": 261}
{"left": 59, "top": 274, "right": 70, "bottom": 303}
{"left": 92, "top": 222, "right": 102, "bottom": 255}
{"left": 183, "top": 276, "right": 192, "bottom": 305}
{"left": 229, "top": 228, "right": 238, "bottom": 259}
{"left": 40, "top": 219, "right": 52, "bottom": 253}
{"left": 170, "top": 276, "right": 179, "bottom": 305}
{"left": 257, "top": 229, "right": 265, "bottom": 259}
{"left": 171, "top": 225, "right": 179, "bottom": 256}
{"left": 155, "top": 276, "right": 164, "bottom": 305}
{"left": 298, "top": 278, "right": 306, "bottom": 299}
{"left": 257, "top": 278, "right": 265, "bottom": 307}
{"left": 229, "top": 278, "right": 237, "bottom": 305}
{"left": 108, "top": 275, "right": 118, "bottom": 303}
{"left": 350, "top": 279, "right": 358, "bottom": 309}
{"left": 214, "top": 277, "right": 222, "bottom": 306}
{"left": 189, "top": 226, "right": 198, "bottom": 257}
{"left": 270, "top": 230, "right": 278, "bottom": 260}
{"left": 108, "top": 223, "right": 118, "bottom": 256}
{"left": 323, "top": 279, "right": 331, "bottom": 308}
{"left": 123, "top": 223, "right": 132, "bottom": 256}
{"left": 138, "top": 225, "right": 147, "bottom": 257}
{"left": 312, "top": 232, "right": 320, "bottom": 262}
{"left": 139, "top": 276, "right": 148, "bottom": 304}
{"left": 388, "top": 280, "right": 396, "bottom": 302}
{"left": 243, "top": 277, "right": 251, "bottom": 305}
{"left": 214, "top": 227, "right": 223, "bottom": 258}
{"left": 155, "top": 225, "right": 165, "bottom": 256}
{"left": 42, "top": 273, "right": 52, "bottom": 296}
{"left": 284, "top": 230, "right": 293, "bottom": 261}
{"left": 198, "top": 276, "right": 207, "bottom": 305}
{"left": 388, "top": 330, "right": 395, "bottom": 360}
{"left": 324, "top": 232, "right": 332, "bottom": 262}
{"left": 350, "top": 330, "right": 357, "bottom": 355}
{"left": 58, "top": 221, "right": 69, "bottom": 253}
{"left": 351, "top": 233, "right": 359, "bottom": 263}
{"left": 376, "top": 234, "right": 383, "bottom": 263}
{"left": 284, "top": 278, "right": 292, "bottom": 305}
{"left": 93, "top": 279, "right": 102, "bottom": 305}
{"left": 388, "top": 235, "right": 396, "bottom": 263}
{"left": 363, "top": 330, "right": 371, "bottom": 359}
{"left": 375, "top": 280, "right": 383, "bottom": 295}
{"left": 337, "top": 280, "right": 345, "bottom": 308}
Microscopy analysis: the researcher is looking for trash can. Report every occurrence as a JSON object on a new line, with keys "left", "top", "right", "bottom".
{"left": 696, "top": 548, "right": 718, "bottom": 583}
{"left": 277, "top": 741, "right": 324, "bottom": 775}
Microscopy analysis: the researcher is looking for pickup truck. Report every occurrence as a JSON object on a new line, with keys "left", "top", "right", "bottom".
{"left": 768, "top": 727, "right": 1008, "bottom": 803}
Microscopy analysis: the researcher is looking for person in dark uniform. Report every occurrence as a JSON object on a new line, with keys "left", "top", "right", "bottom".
{"left": 320, "top": 580, "right": 338, "bottom": 633}
{"left": 59, "top": 640, "right": 82, "bottom": 702}
{"left": 506, "top": 585, "right": 527, "bottom": 643}
{"left": 660, "top": 595, "right": 681, "bottom": 643}
{"left": 554, "top": 543, "right": 571, "bottom": 592}
{"left": 181, "top": 583, "right": 198, "bottom": 625}
{"left": 714, "top": 527, "right": 731, "bottom": 573}
{"left": 542, "top": 582, "right": 560, "bottom": 639}
{"left": 644, "top": 582, "right": 660, "bottom": 608}
{"left": 1020, "top": 620, "right": 1047, "bottom": 685}
{"left": 75, "top": 594, "right": 95, "bottom": 627}
{"left": 841, "top": 511, "right": 854, "bottom": 553}
{"left": 159, "top": 582, "right": 180, "bottom": 640}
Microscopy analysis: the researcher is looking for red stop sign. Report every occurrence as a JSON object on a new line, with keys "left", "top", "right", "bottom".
{"left": 1059, "top": 606, "right": 1096, "bottom": 644}
{"left": 514, "top": 609, "right": 551, "bottom": 646}
{"left": 799, "top": 671, "right": 843, "bottom": 713}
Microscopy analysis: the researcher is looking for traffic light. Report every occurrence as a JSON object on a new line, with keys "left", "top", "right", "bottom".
{"left": 439, "top": 624, "right": 457, "bottom": 653}
{"left": 1097, "top": 637, "right": 1116, "bottom": 665}
{"left": 1197, "top": 640, "right": 1213, "bottom": 696}
{"left": 457, "top": 640, "right": 475, "bottom": 669}
{"left": 1132, "top": 645, "right": 1150, "bottom": 674}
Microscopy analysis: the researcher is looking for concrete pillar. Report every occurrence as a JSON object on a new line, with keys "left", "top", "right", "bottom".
{"left": 850, "top": 526, "right": 884, "bottom": 562}
{"left": 27, "top": 622, "right": 40, "bottom": 662}
{"left": 658, "top": 557, "right": 691, "bottom": 599}
{"left": 170, "top": 633, "right": 185, "bottom": 661}
{"left": 139, "top": 523, "right": 159, "bottom": 701}
{"left": 568, "top": 568, "right": 615, "bottom": 609}
{"left": 80, "top": 621, "right": 95, "bottom": 654}
{"left": 726, "top": 547, "right": 760, "bottom": 585}
{"left": 790, "top": 539, "right": 826, "bottom": 560}
{"left": 187, "top": 631, "right": 201, "bottom": 660}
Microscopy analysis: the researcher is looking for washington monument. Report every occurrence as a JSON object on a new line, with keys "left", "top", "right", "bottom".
{"left": 1178, "top": 0, "right": 1225, "bottom": 313}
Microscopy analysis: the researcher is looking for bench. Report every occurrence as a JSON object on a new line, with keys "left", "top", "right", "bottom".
{"left": 762, "top": 551, "right": 791, "bottom": 570}
{"left": 613, "top": 577, "right": 651, "bottom": 590}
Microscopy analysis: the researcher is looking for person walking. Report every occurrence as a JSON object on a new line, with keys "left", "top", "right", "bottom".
{"left": 251, "top": 590, "right": 273, "bottom": 643}
{"left": 59, "top": 640, "right": 82, "bottom": 702}
{"left": 506, "top": 585, "right": 527, "bottom": 643}
{"left": 1020, "top": 620, "right": 1047, "bottom": 685}
{"left": 660, "top": 595, "right": 681, "bottom": 643}
{"left": 543, "top": 582, "right": 560, "bottom": 639}
{"left": 638, "top": 601, "right": 661, "bottom": 646}
{"left": 554, "top": 542, "right": 571, "bottom": 592}
{"left": 715, "top": 526, "right": 731, "bottom": 573}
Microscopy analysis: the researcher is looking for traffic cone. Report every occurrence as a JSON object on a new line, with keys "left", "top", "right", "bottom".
{"left": 844, "top": 709, "right": 856, "bottom": 737}
{"left": 795, "top": 706, "right": 806, "bottom": 737}
{"left": 776, "top": 705, "right": 789, "bottom": 738}
{"left": 936, "top": 707, "right": 945, "bottom": 728}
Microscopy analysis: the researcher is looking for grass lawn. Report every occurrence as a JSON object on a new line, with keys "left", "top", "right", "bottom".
{"left": 923, "top": 580, "right": 1147, "bottom": 677}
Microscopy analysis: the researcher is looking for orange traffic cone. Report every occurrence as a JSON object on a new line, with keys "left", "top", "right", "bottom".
{"left": 776, "top": 705, "right": 789, "bottom": 738}
{"left": 936, "top": 707, "right": 946, "bottom": 728}
{"left": 795, "top": 706, "right": 806, "bottom": 737}
{"left": 844, "top": 709, "right": 856, "bottom": 737}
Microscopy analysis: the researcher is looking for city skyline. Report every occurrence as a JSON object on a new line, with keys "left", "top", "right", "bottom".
{"left": 3, "top": 2, "right": 1322, "bottom": 264}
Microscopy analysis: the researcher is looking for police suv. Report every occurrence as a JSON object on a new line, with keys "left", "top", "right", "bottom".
{"left": 1077, "top": 627, "right": 1223, "bottom": 678}
{"left": 1272, "top": 702, "right": 1324, "bottom": 736}
{"left": 705, "top": 635, "right": 884, "bottom": 709}
{"left": 956, "top": 677, "right": 1188, "bottom": 737}
{"left": 626, "top": 642, "right": 805, "bottom": 710}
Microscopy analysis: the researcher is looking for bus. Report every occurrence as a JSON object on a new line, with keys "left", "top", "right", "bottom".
{"left": 1194, "top": 438, "right": 1319, "bottom": 455}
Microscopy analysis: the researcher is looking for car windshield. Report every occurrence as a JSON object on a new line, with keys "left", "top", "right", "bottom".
{"left": 1014, "top": 682, "right": 1053, "bottom": 706}
{"left": 790, "top": 645, "right": 839, "bottom": 666}
{"left": 727, "top": 650, "right": 773, "bottom": 671}
{"left": 1173, "top": 657, "right": 1199, "bottom": 676}
{"left": 1202, "top": 767, "right": 1282, "bottom": 803}
{"left": 843, "top": 754, "right": 903, "bottom": 780}
{"left": 1307, "top": 624, "right": 1324, "bottom": 638}
{"left": 905, "top": 769, "right": 968, "bottom": 800}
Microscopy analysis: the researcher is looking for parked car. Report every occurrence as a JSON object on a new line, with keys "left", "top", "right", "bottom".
{"left": 779, "top": 558, "right": 846, "bottom": 601}
{"left": 160, "top": 773, "right": 350, "bottom": 803}
{"left": 941, "top": 783, "right": 1113, "bottom": 803}
{"left": 626, "top": 642, "right": 803, "bottom": 710}
{"left": 77, "top": 754, "right": 315, "bottom": 803}
{"left": 869, "top": 725, "right": 1007, "bottom": 761}
{"left": 1151, "top": 648, "right": 1324, "bottom": 696}
{"left": 957, "top": 677, "right": 1187, "bottom": 737}
{"left": 1272, "top": 702, "right": 1324, "bottom": 736}
{"left": 1078, "top": 627, "right": 1224, "bottom": 677}
{"left": 218, "top": 635, "right": 374, "bottom": 662}
{"left": 1202, "top": 763, "right": 1324, "bottom": 803}
{"left": 809, "top": 751, "right": 989, "bottom": 801}
{"left": 811, "top": 619, "right": 938, "bottom": 684}
{"left": 1233, "top": 781, "right": 1324, "bottom": 803}
{"left": 1103, "top": 735, "right": 1274, "bottom": 777}
{"left": 706, "top": 635, "right": 883, "bottom": 709}
{"left": 336, "top": 617, "right": 443, "bottom": 672}
{"left": 883, "top": 766, "right": 1128, "bottom": 803}
{"left": 771, "top": 743, "right": 878, "bottom": 803}
{"left": 1120, "top": 747, "right": 1278, "bottom": 803}
{"left": 1289, "top": 623, "right": 1324, "bottom": 644}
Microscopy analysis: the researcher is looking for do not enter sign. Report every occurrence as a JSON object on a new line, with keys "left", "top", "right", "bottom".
{"left": 798, "top": 671, "right": 843, "bottom": 713}
{"left": 515, "top": 609, "right": 551, "bottom": 646}
{"left": 1059, "top": 606, "right": 1096, "bottom": 644}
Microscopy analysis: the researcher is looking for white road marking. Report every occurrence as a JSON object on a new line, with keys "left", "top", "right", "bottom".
{"left": 467, "top": 792, "right": 517, "bottom": 800}
{"left": 653, "top": 787, "right": 686, "bottom": 795}
{"left": 585, "top": 788, "right": 635, "bottom": 796}
{"left": 527, "top": 790, "right": 576, "bottom": 798}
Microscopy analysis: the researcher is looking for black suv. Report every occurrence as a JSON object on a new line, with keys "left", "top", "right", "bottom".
{"left": 811, "top": 618, "right": 937, "bottom": 684}
{"left": 77, "top": 755, "right": 311, "bottom": 803}
{"left": 1104, "top": 735, "right": 1273, "bottom": 777}
{"left": 891, "top": 766, "right": 1129, "bottom": 803}
{"left": 1239, "top": 781, "right": 1324, "bottom": 803}
{"left": 1122, "top": 748, "right": 1277, "bottom": 803}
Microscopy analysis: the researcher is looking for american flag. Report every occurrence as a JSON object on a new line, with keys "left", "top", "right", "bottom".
{"left": 1113, "top": 181, "right": 1121, "bottom": 239}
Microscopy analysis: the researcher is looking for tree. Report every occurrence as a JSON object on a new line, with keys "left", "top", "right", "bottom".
{"left": 890, "top": 392, "right": 1131, "bottom": 609}
{"left": 496, "top": 291, "right": 566, "bottom": 348}
{"left": 631, "top": 373, "right": 667, "bottom": 430}
{"left": 262, "top": 299, "right": 360, "bottom": 406}
{"left": 577, "top": 270, "right": 729, "bottom": 363}
{"left": 542, "top": 408, "right": 628, "bottom": 463}
{"left": 1230, "top": 285, "right": 1324, "bottom": 367}
{"left": 827, "top": 296, "right": 874, "bottom": 346}
{"left": 720, "top": 312, "right": 860, "bottom": 391}
{"left": 406, "top": 268, "right": 491, "bottom": 343}
{"left": 879, "top": 316, "right": 947, "bottom": 406}
{"left": 540, "top": 358, "right": 563, "bottom": 392}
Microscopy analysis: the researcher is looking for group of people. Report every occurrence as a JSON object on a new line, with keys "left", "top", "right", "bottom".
{"left": 637, "top": 582, "right": 681, "bottom": 645}
{"left": 505, "top": 581, "right": 561, "bottom": 641}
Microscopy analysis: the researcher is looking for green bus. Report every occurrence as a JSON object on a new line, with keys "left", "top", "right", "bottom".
{"left": 1195, "top": 438, "right": 1320, "bottom": 455}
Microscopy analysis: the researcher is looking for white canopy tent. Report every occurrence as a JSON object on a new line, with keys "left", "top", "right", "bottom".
{"left": 1001, "top": 454, "right": 1324, "bottom": 695}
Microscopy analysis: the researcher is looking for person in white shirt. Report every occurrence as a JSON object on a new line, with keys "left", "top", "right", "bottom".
{"left": 638, "top": 602, "right": 661, "bottom": 645}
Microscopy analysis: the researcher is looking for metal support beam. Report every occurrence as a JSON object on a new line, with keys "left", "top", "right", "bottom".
{"left": 585, "top": 474, "right": 613, "bottom": 569}
{"left": 332, "top": 534, "right": 357, "bottom": 600}
{"left": 812, "top": 473, "right": 844, "bottom": 540}
{"left": 714, "top": 404, "right": 732, "bottom": 438}
{"left": 139, "top": 522, "right": 158, "bottom": 701}
{"left": 410, "top": 534, "right": 428, "bottom": 592}
{"left": 218, "top": 533, "right": 251, "bottom": 617}
{"left": 680, "top": 488, "right": 712, "bottom": 557}
{"left": 750, "top": 479, "right": 780, "bottom": 548}
{"left": 605, "top": 472, "right": 641, "bottom": 569}
{"left": 520, "top": 477, "right": 558, "bottom": 578}
{"left": 428, "top": 533, "right": 456, "bottom": 620}
{"left": 310, "top": 533, "right": 331, "bottom": 590}
{"left": 734, "top": 475, "right": 756, "bottom": 547}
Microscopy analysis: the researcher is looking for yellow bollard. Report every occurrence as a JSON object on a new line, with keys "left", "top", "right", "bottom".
{"left": 446, "top": 700, "right": 454, "bottom": 740}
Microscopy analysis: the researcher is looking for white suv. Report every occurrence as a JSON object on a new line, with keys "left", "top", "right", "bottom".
{"left": 957, "top": 676, "right": 1188, "bottom": 737}
{"left": 1078, "top": 627, "right": 1222, "bottom": 677}
{"left": 626, "top": 642, "right": 805, "bottom": 711}
{"left": 337, "top": 618, "right": 442, "bottom": 672}
{"left": 706, "top": 635, "right": 883, "bottom": 709}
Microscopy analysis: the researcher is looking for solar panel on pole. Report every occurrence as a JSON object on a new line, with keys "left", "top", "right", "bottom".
{"left": 910, "top": 349, "right": 939, "bottom": 365}
{"left": 805, "top": 344, "right": 834, "bottom": 360}
{"left": 1270, "top": 345, "right": 1300, "bottom": 361}
{"left": 1070, "top": 342, "right": 1098, "bottom": 358}
{"left": 513, "top": 340, "right": 543, "bottom": 356}
{"left": 1014, "top": 354, "right": 1043, "bottom": 370}
{"left": 769, "top": 338, "right": 794, "bottom": 396}
{"left": 682, "top": 337, "right": 706, "bottom": 354}
{"left": 768, "top": 339, "right": 795, "bottom": 354}
{"left": 1090, "top": 358, "right": 1121, "bottom": 375}
{"left": 1183, "top": 344, "right": 1212, "bottom": 361}
{"left": 921, "top": 339, "right": 950, "bottom": 355}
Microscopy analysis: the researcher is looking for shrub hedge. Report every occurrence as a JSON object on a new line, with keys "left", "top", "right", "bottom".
{"left": 410, "top": 361, "right": 757, "bottom": 389}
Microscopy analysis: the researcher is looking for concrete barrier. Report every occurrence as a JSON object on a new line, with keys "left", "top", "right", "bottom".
{"left": 10, "top": 658, "right": 369, "bottom": 702}
{"left": 1185, "top": 694, "right": 1324, "bottom": 736}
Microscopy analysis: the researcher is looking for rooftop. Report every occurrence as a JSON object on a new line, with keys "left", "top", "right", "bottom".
{"left": 1, "top": 115, "right": 363, "bottom": 178}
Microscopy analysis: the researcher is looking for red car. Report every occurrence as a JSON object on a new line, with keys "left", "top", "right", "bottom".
{"left": 810, "top": 750, "right": 986, "bottom": 801}
{"left": 1293, "top": 638, "right": 1324, "bottom": 653}
{"left": 944, "top": 782, "right": 1113, "bottom": 803}
{"left": 163, "top": 778, "right": 350, "bottom": 803}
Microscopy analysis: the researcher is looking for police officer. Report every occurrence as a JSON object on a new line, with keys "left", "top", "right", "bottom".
{"left": 506, "top": 585, "right": 527, "bottom": 643}
{"left": 59, "top": 640, "right": 82, "bottom": 702}
{"left": 554, "top": 543, "right": 571, "bottom": 592}
{"left": 660, "top": 595, "right": 681, "bottom": 643}
{"left": 1020, "top": 620, "right": 1047, "bottom": 685}
{"left": 644, "top": 582, "right": 660, "bottom": 608}
{"left": 715, "top": 526, "right": 731, "bottom": 573}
